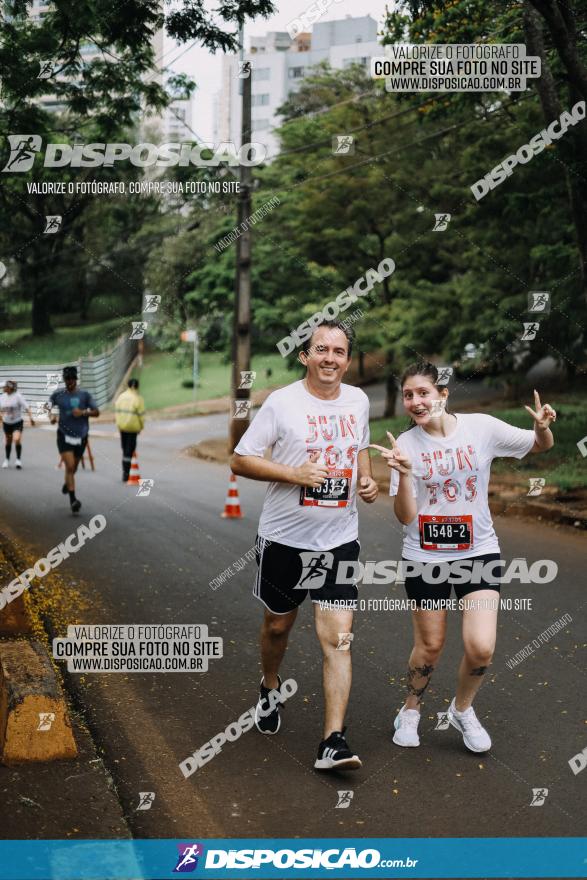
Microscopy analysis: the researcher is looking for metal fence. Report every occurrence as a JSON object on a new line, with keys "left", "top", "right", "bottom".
{"left": 0, "top": 335, "right": 137, "bottom": 410}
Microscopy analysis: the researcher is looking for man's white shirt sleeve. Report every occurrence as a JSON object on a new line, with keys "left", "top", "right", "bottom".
{"left": 234, "top": 397, "right": 279, "bottom": 458}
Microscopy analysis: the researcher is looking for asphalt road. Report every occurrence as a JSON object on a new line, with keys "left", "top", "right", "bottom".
{"left": 0, "top": 415, "right": 585, "bottom": 845}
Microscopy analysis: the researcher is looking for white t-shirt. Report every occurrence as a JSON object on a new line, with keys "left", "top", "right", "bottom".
{"left": 0, "top": 392, "right": 29, "bottom": 424}
{"left": 389, "top": 413, "right": 535, "bottom": 561}
{"left": 234, "top": 380, "right": 370, "bottom": 551}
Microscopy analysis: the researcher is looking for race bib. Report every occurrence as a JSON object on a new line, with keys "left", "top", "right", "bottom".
{"left": 300, "top": 469, "right": 352, "bottom": 508}
{"left": 419, "top": 514, "right": 473, "bottom": 551}
{"left": 64, "top": 434, "right": 83, "bottom": 446}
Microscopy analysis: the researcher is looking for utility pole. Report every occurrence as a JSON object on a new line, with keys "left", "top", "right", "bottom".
{"left": 229, "top": 23, "right": 252, "bottom": 453}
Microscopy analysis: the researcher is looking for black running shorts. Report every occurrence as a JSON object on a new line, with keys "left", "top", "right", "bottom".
{"left": 57, "top": 429, "right": 88, "bottom": 459}
{"left": 2, "top": 420, "right": 23, "bottom": 435}
{"left": 403, "top": 553, "right": 504, "bottom": 606}
{"left": 254, "top": 535, "right": 360, "bottom": 615}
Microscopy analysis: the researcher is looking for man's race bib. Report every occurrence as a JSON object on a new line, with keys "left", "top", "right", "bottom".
{"left": 419, "top": 514, "right": 473, "bottom": 551}
{"left": 300, "top": 469, "right": 352, "bottom": 508}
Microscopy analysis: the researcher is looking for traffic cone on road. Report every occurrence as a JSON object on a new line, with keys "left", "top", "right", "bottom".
{"left": 221, "top": 473, "right": 242, "bottom": 518}
{"left": 127, "top": 452, "right": 141, "bottom": 486}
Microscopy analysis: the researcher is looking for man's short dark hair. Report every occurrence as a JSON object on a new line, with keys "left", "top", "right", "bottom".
{"left": 301, "top": 320, "right": 354, "bottom": 359}
{"left": 128, "top": 378, "right": 139, "bottom": 389}
{"left": 63, "top": 366, "right": 78, "bottom": 380}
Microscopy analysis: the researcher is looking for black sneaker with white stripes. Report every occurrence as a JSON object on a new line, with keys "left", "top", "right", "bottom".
{"left": 254, "top": 675, "right": 283, "bottom": 735}
{"left": 314, "top": 727, "right": 362, "bottom": 770}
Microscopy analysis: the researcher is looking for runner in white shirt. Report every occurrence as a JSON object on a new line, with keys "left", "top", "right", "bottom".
{"left": 231, "top": 321, "right": 378, "bottom": 771}
{"left": 371, "top": 361, "right": 556, "bottom": 753}
{"left": 1, "top": 380, "right": 35, "bottom": 469}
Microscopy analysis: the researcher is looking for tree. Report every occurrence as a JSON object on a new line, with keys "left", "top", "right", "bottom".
{"left": 0, "top": 0, "right": 275, "bottom": 334}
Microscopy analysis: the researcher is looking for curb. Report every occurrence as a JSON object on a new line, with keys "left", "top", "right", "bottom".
{"left": 0, "top": 640, "right": 77, "bottom": 765}
{"left": 0, "top": 544, "right": 78, "bottom": 765}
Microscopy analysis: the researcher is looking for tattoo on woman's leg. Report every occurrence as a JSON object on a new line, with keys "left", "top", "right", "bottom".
{"left": 407, "top": 664, "right": 435, "bottom": 702}
{"left": 469, "top": 665, "right": 488, "bottom": 676}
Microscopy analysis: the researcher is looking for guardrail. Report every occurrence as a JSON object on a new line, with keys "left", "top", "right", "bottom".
{"left": 0, "top": 335, "right": 137, "bottom": 409}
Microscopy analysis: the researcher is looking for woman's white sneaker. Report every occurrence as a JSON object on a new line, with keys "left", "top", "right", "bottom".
{"left": 447, "top": 699, "right": 492, "bottom": 752}
{"left": 392, "top": 706, "right": 420, "bottom": 747}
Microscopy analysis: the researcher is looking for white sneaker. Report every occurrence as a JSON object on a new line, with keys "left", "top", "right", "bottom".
{"left": 392, "top": 705, "right": 420, "bottom": 747}
{"left": 1, "top": 460, "right": 8, "bottom": 468}
{"left": 447, "top": 699, "right": 492, "bottom": 752}
{"left": 15, "top": 459, "right": 22, "bottom": 469}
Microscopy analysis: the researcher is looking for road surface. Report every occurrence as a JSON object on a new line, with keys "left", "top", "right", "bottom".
{"left": 0, "top": 414, "right": 585, "bottom": 845}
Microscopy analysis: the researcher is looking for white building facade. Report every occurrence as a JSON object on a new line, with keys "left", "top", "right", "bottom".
{"left": 215, "top": 15, "right": 380, "bottom": 159}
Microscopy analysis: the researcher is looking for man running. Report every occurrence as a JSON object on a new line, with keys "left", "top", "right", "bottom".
{"left": 47, "top": 366, "right": 99, "bottom": 513}
{"left": 230, "top": 321, "right": 378, "bottom": 771}
{"left": 1, "top": 380, "right": 35, "bottom": 468}
{"left": 115, "top": 378, "right": 145, "bottom": 482}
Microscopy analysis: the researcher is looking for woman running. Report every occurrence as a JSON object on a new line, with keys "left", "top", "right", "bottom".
{"left": 371, "top": 362, "right": 556, "bottom": 753}
{"left": 1, "top": 380, "right": 35, "bottom": 469}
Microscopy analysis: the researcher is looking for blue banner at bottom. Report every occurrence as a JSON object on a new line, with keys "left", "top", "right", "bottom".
{"left": 0, "top": 838, "right": 585, "bottom": 880}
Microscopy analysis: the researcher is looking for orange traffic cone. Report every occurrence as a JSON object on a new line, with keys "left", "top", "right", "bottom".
{"left": 127, "top": 452, "right": 141, "bottom": 485}
{"left": 221, "top": 473, "right": 243, "bottom": 518}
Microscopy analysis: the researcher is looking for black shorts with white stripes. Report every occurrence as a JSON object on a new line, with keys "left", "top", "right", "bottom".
{"left": 253, "top": 535, "right": 360, "bottom": 615}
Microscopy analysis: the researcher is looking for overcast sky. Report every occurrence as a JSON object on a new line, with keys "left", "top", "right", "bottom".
{"left": 160, "top": 0, "right": 389, "bottom": 141}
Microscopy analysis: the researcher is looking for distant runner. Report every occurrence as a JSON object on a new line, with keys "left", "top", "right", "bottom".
{"left": 1, "top": 380, "right": 35, "bottom": 469}
{"left": 47, "top": 366, "right": 99, "bottom": 513}
{"left": 372, "top": 361, "right": 556, "bottom": 753}
{"left": 115, "top": 378, "right": 145, "bottom": 482}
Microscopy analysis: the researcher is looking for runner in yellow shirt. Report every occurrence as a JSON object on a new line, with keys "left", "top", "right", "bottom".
{"left": 115, "top": 379, "right": 145, "bottom": 482}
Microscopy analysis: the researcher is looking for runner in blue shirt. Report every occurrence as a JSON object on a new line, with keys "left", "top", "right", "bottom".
{"left": 47, "top": 366, "right": 99, "bottom": 513}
